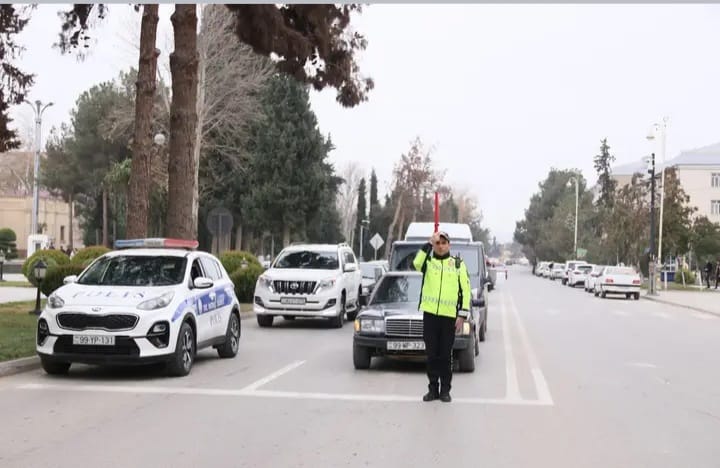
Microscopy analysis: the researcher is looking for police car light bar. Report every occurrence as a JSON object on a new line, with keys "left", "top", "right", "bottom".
{"left": 114, "top": 238, "right": 199, "bottom": 250}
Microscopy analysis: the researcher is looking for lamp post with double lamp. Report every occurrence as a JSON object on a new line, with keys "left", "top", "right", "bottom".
{"left": 30, "top": 259, "right": 48, "bottom": 315}
{"left": 566, "top": 176, "right": 580, "bottom": 259}
{"left": 25, "top": 99, "right": 54, "bottom": 236}
{"left": 0, "top": 251, "right": 5, "bottom": 282}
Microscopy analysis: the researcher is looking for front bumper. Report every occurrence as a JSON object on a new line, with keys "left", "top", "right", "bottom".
{"left": 253, "top": 294, "right": 339, "bottom": 317}
{"left": 37, "top": 335, "right": 174, "bottom": 366}
{"left": 353, "top": 334, "right": 471, "bottom": 355}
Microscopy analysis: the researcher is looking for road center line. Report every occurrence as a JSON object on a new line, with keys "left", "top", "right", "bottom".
{"left": 500, "top": 292, "right": 522, "bottom": 402}
{"left": 508, "top": 294, "right": 554, "bottom": 406}
{"left": 239, "top": 360, "right": 306, "bottom": 392}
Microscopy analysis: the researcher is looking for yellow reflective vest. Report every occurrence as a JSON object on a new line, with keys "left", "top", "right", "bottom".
{"left": 413, "top": 245, "right": 471, "bottom": 319}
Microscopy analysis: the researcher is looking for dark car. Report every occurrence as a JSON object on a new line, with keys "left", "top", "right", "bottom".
{"left": 388, "top": 239, "right": 489, "bottom": 342}
{"left": 352, "top": 271, "right": 482, "bottom": 372}
{"left": 359, "top": 262, "right": 386, "bottom": 305}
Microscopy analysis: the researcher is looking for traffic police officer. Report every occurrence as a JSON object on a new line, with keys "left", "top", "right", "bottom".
{"left": 413, "top": 230, "right": 471, "bottom": 402}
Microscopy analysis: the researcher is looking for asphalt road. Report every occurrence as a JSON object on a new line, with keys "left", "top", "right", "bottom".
{"left": 0, "top": 267, "right": 718, "bottom": 468}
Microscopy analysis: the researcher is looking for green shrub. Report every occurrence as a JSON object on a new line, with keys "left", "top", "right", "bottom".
{"left": 219, "top": 250, "right": 260, "bottom": 275}
{"left": 674, "top": 268, "right": 696, "bottom": 285}
{"left": 229, "top": 264, "right": 263, "bottom": 303}
{"left": 0, "top": 228, "right": 18, "bottom": 259}
{"left": 40, "top": 263, "right": 87, "bottom": 297}
{"left": 22, "top": 249, "right": 71, "bottom": 287}
{"left": 71, "top": 245, "right": 111, "bottom": 268}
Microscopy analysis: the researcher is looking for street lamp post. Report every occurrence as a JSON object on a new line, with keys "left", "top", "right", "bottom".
{"left": 25, "top": 100, "right": 54, "bottom": 236}
{"left": 30, "top": 259, "right": 48, "bottom": 315}
{"left": 647, "top": 117, "right": 669, "bottom": 269}
{"left": 358, "top": 218, "right": 369, "bottom": 261}
{"left": 646, "top": 152, "right": 658, "bottom": 296}
{"left": 567, "top": 176, "right": 579, "bottom": 258}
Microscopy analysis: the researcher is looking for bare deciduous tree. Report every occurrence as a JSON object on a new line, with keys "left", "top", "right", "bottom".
{"left": 336, "top": 161, "right": 364, "bottom": 242}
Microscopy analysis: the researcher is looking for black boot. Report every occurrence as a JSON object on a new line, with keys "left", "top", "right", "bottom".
{"left": 423, "top": 384, "right": 439, "bottom": 402}
{"left": 439, "top": 391, "right": 452, "bottom": 403}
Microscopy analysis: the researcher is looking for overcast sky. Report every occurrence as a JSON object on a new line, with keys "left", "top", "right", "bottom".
{"left": 9, "top": 4, "right": 720, "bottom": 243}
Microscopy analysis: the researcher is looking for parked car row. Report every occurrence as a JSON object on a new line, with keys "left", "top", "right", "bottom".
{"left": 535, "top": 260, "right": 643, "bottom": 300}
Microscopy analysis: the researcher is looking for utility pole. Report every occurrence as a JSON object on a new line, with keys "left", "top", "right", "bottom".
{"left": 648, "top": 153, "right": 657, "bottom": 296}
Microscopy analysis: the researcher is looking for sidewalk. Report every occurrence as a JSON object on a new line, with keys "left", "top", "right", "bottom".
{"left": 643, "top": 289, "right": 720, "bottom": 317}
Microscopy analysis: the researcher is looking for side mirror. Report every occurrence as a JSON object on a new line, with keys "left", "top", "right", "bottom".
{"left": 344, "top": 263, "right": 358, "bottom": 273}
{"left": 193, "top": 277, "right": 214, "bottom": 289}
{"left": 63, "top": 275, "right": 78, "bottom": 284}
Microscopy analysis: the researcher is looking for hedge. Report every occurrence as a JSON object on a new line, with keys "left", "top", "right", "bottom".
{"left": 219, "top": 250, "right": 260, "bottom": 275}
{"left": 71, "top": 245, "right": 111, "bottom": 268}
{"left": 22, "top": 249, "right": 71, "bottom": 287}
{"left": 40, "top": 263, "right": 87, "bottom": 297}
{"left": 0, "top": 228, "right": 18, "bottom": 259}
{"left": 229, "top": 264, "right": 264, "bottom": 303}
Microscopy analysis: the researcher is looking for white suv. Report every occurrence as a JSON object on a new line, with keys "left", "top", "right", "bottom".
{"left": 36, "top": 238, "right": 242, "bottom": 377}
{"left": 253, "top": 243, "right": 362, "bottom": 328}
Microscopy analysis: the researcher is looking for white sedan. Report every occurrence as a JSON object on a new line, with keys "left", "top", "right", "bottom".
{"left": 584, "top": 265, "right": 607, "bottom": 292}
{"left": 568, "top": 264, "right": 593, "bottom": 287}
{"left": 594, "top": 266, "right": 642, "bottom": 300}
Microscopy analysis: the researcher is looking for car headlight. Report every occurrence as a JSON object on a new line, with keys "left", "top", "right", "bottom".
{"left": 48, "top": 293, "right": 64, "bottom": 309}
{"left": 258, "top": 275, "right": 274, "bottom": 292}
{"left": 357, "top": 318, "right": 384, "bottom": 333}
{"left": 317, "top": 278, "right": 337, "bottom": 291}
{"left": 137, "top": 291, "right": 175, "bottom": 311}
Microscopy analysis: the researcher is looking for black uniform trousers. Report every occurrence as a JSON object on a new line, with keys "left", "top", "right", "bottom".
{"left": 423, "top": 311, "right": 456, "bottom": 394}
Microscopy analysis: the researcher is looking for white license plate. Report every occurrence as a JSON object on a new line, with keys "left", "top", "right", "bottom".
{"left": 281, "top": 297, "right": 306, "bottom": 305}
{"left": 72, "top": 335, "right": 115, "bottom": 346}
{"left": 387, "top": 341, "right": 425, "bottom": 351}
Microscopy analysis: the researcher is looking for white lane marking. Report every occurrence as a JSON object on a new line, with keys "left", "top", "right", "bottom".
{"left": 651, "top": 311, "right": 672, "bottom": 320}
{"left": 500, "top": 293, "right": 521, "bottom": 402}
{"left": 508, "top": 295, "right": 554, "bottom": 406}
{"left": 239, "top": 360, "right": 306, "bottom": 392}
{"left": 625, "top": 362, "right": 659, "bottom": 369}
{"left": 15, "top": 383, "right": 552, "bottom": 406}
{"left": 692, "top": 313, "right": 717, "bottom": 321}
{"left": 612, "top": 310, "right": 628, "bottom": 317}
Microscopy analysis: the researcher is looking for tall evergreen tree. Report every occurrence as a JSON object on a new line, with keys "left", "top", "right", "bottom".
{"left": 369, "top": 169, "right": 379, "bottom": 214}
{"left": 594, "top": 138, "right": 616, "bottom": 209}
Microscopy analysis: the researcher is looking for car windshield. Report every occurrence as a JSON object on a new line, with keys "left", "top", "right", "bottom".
{"left": 607, "top": 267, "right": 637, "bottom": 275}
{"left": 77, "top": 255, "right": 187, "bottom": 286}
{"left": 273, "top": 250, "right": 339, "bottom": 269}
{"left": 391, "top": 244, "right": 480, "bottom": 275}
{"left": 360, "top": 263, "right": 378, "bottom": 279}
{"left": 370, "top": 275, "right": 422, "bottom": 304}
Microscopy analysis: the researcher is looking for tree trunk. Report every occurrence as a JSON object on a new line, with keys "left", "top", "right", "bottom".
{"left": 385, "top": 196, "right": 403, "bottom": 259}
{"left": 67, "top": 192, "right": 74, "bottom": 250}
{"left": 126, "top": 4, "right": 160, "bottom": 238}
{"left": 235, "top": 224, "right": 243, "bottom": 251}
{"left": 166, "top": 4, "right": 199, "bottom": 239}
{"left": 283, "top": 224, "right": 291, "bottom": 248}
{"left": 102, "top": 188, "right": 108, "bottom": 247}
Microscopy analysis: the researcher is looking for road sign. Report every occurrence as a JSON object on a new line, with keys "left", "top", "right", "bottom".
{"left": 370, "top": 233, "right": 384, "bottom": 250}
{"left": 576, "top": 248, "right": 587, "bottom": 259}
{"left": 370, "top": 233, "right": 384, "bottom": 260}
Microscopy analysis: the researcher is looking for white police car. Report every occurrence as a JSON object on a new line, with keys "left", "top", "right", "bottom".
{"left": 36, "top": 238, "right": 242, "bottom": 376}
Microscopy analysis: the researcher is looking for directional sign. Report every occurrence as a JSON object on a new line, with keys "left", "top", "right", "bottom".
{"left": 369, "top": 233, "right": 384, "bottom": 250}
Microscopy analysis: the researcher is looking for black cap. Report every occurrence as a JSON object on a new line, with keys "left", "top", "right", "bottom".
{"left": 438, "top": 231, "right": 450, "bottom": 242}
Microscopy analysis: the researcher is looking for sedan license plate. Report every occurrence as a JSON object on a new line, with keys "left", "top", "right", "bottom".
{"left": 387, "top": 341, "right": 425, "bottom": 351}
{"left": 281, "top": 297, "right": 306, "bottom": 306}
{"left": 72, "top": 335, "right": 115, "bottom": 346}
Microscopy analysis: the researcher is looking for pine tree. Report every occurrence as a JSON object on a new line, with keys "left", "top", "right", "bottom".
{"left": 354, "top": 178, "right": 367, "bottom": 259}
{"left": 594, "top": 138, "right": 617, "bottom": 209}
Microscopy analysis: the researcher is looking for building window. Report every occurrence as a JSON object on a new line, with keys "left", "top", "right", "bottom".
{"left": 712, "top": 201, "right": 720, "bottom": 215}
{"left": 712, "top": 173, "right": 720, "bottom": 188}
{"left": 60, "top": 226, "right": 65, "bottom": 242}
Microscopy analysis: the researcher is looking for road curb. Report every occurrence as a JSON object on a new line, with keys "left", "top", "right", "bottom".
{"left": 642, "top": 296, "right": 720, "bottom": 318}
{"left": 0, "top": 311, "right": 256, "bottom": 378}
{"left": 0, "top": 356, "right": 40, "bottom": 378}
